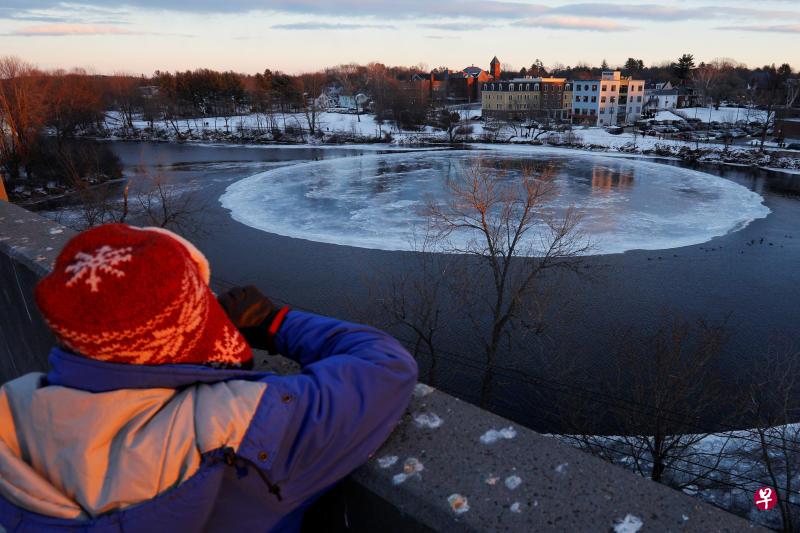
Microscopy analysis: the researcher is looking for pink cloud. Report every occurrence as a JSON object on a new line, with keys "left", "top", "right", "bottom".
{"left": 12, "top": 24, "right": 140, "bottom": 36}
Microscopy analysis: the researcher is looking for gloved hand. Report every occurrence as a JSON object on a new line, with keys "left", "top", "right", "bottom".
{"left": 217, "top": 285, "right": 288, "bottom": 353}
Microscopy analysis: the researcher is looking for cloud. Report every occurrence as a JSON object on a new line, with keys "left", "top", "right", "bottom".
{"left": 0, "top": 4, "right": 130, "bottom": 25}
{"left": 716, "top": 24, "right": 800, "bottom": 33}
{"left": 270, "top": 22, "right": 394, "bottom": 30}
{"left": 9, "top": 23, "right": 140, "bottom": 36}
{"left": 549, "top": 3, "right": 798, "bottom": 22}
{"left": 1, "top": 1, "right": 549, "bottom": 18}
{"left": 1, "top": 1, "right": 796, "bottom": 28}
{"left": 418, "top": 22, "right": 500, "bottom": 31}
{"left": 515, "top": 15, "right": 635, "bottom": 32}
{"left": 551, "top": 3, "right": 703, "bottom": 21}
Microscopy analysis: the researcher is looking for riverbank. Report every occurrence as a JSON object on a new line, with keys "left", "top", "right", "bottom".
{"left": 84, "top": 109, "right": 800, "bottom": 175}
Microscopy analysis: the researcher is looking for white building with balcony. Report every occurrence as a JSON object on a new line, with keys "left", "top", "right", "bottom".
{"left": 571, "top": 71, "right": 645, "bottom": 126}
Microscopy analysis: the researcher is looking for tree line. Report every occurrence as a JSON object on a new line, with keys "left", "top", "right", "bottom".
{"left": 2, "top": 54, "right": 797, "bottom": 196}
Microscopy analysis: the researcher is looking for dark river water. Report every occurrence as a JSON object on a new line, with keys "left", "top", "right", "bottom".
{"left": 79, "top": 141, "right": 800, "bottom": 433}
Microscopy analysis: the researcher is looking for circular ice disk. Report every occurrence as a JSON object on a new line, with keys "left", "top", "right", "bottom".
{"left": 220, "top": 148, "right": 770, "bottom": 256}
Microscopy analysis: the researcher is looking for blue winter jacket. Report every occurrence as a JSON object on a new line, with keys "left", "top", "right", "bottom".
{"left": 0, "top": 310, "right": 418, "bottom": 532}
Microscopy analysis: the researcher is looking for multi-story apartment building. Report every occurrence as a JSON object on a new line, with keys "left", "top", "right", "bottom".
{"left": 481, "top": 77, "right": 571, "bottom": 121}
{"left": 571, "top": 71, "right": 645, "bottom": 126}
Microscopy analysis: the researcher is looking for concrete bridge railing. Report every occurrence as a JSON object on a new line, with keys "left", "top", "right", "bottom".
{"left": 0, "top": 200, "right": 760, "bottom": 532}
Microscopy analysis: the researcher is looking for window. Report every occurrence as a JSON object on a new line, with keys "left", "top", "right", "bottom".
{"left": 592, "top": 85, "right": 597, "bottom": 91}
{"left": 575, "top": 95, "right": 580, "bottom": 102}
{"left": 583, "top": 96, "right": 588, "bottom": 102}
{"left": 602, "top": 85, "right": 607, "bottom": 91}
{"left": 635, "top": 106, "right": 640, "bottom": 113}
{"left": 637, "top": 95, "right": 642, "bottom": 102}
{"left": 639, "top": 85, "right": 643, "bottom": 91}
{"left": 601, "top": 96, "right": 606, "bottom": 103}
{"left": 611, "top": 85, "right": 616, "bottom": 91}
{"left": 535, "top": 84, "right": 540, "bottom": 91}
{"left": 526, "top": 84, "right": 530, "bottom": 91}
{"left": 591, "top": 96, "right": 597, "bottom": 102}
{"left": 483, "top": 84, "right": 487, "bottom": 90}
{"left": 610, "top": 96, "right": 616, "bottom": 103}
{"left": 590, "top": 109, "right": 596, "bottom": 116}
{"left": 510, "top": 84, "right": 515, "bottom": 91}
{"left": 600, "top": 107, "right": 605, "bottom": 114}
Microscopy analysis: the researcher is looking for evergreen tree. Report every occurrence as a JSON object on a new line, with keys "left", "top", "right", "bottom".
{"left": 624, "top": 58, "right": 644, "bottom": 74}
{"left": 672, "top": 54, "right": 696, "bottom": 82}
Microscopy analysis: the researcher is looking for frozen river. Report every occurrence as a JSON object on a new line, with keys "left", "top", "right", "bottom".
{"left": 220, "top": 147, "right": 769, "bottom": 255}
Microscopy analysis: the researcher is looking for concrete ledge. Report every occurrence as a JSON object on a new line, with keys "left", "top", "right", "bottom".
{"left": 0, "top": 200, "right": 760, "bottom": 531}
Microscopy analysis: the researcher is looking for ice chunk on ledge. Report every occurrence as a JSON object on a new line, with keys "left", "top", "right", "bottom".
{"left": 480, "top": 426, "right": 517, "bottom": 444}
{"left": 613, "top": 514, "right": 644, "bottom": 533}
{"left": 220, "top": 149, "right": 770, "bottom": 256}
{"left": 413, "top": 412, "right": 443, "bottom": 429}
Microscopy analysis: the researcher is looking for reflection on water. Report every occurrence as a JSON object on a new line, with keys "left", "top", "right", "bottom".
{"left": 591, "top": 166, "right": 634, "bottom": 193}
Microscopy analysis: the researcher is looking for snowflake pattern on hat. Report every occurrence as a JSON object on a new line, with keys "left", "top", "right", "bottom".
{"left": 65, "top": 245, "right": 133, "bottom": 293}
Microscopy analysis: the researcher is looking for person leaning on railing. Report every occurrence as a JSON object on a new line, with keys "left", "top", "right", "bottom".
{"left": 0, "top": 223, "right": 418, "bottom": 532}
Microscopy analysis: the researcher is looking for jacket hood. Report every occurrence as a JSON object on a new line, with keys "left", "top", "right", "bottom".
{"left": 0, "top": 351, "right": 268, "bottom": 520}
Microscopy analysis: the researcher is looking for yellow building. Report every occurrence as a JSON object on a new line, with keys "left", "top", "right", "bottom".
{"left": 481, "top": 77, "right": 571, "bottom": 121}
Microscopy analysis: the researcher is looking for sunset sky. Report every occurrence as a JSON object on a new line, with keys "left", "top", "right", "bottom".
{"left": 0, "top": 0, "right": 797, "bottom": 75}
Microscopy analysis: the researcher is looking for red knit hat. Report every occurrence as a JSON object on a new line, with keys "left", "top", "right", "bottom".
{"left": 35, "top": 224, "right": 252, "bottom": 367}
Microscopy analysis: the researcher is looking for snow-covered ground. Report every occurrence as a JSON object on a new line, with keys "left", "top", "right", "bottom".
{"left": 670, "top": 106, "right": 768, "bottom": 124}
{"left": 571, "top": 126, "right": 720, "bottom": 151}
{"left": 104, "top": 110, "right": 441, "bottom": 139}
{"left": 97, "top": 109, "right": 800, "bottom": 175}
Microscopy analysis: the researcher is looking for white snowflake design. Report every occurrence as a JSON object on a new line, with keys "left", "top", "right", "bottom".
{"left": 65, "top": 245, "right": 134, "bottom": 293}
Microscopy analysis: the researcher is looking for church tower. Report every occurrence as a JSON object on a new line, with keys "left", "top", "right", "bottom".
{"left": 490, "top": 56, "right": 501, "bottom": 79}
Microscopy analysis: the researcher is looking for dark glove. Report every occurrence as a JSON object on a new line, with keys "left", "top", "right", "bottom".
{"left": 217, "top": 285, "right": 289, "bottom": 353}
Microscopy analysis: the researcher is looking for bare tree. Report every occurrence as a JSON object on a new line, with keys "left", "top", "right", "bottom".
{"left": 332, "top": 63, "right": 366, "bottom": 122}
{"left": 55, "top": 145, "right": 129, "bottom": 230}
{"left": 44, "top": 69, "right": 103, "bottom": 147}
{"left": 107, "top": 73, "right": 142, "bottom": 132}
{"left": 425, "top": 158, "right": 588, "bottom": 406}
{"left": 364, "top": 231, "right": 448, "bottom": 386}
{"left": 786, "top": 79, "right": 800, "bottom": 109}
{"left": 0, "top": 56, "right": 45, "bottom": 183}
{"left": 751, "top": 64, "right": 793, "bottom": 151}
{"left": 133, "top": 173, "right": 206, "bottom": 235}
{"left": 299, "top": 72, "right": 326, "bottom": 138}
{"left": 437, "top": 108, "right": 466, "bottom": 143}
{"left": 564, "top": 313, "right": 733, "bottom": 488}
{"left": 57, "top": 158, "right": 204, "bottom": 236}
{"left": 738, "top": 345, "right": 800, "bottom": 532}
